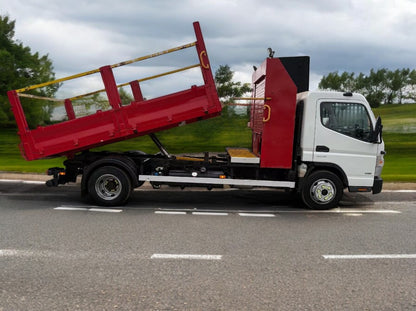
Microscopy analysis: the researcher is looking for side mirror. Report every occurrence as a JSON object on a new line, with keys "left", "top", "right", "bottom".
{"left": 371, "top": 117, "right": 383, "bottom": 143}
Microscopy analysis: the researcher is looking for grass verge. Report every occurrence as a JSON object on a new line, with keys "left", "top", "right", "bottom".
{"left": 381, "top": 132, "right": 416, "bottom": 182}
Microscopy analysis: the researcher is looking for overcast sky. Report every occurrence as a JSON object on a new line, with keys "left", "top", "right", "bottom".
{"left": 2, "top": 0, "right": 416, "bottom": 99}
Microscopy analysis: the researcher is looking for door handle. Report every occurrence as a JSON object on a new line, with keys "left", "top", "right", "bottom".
{"left": 316, "top": 145, "right": 330, "bottom": 152}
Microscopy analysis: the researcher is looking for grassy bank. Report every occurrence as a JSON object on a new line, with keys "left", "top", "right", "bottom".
{"left": 380, "top": 132, "right": 416, "bottom": 182}
{"left": 372, "top": 104, "right": 416, "bottom": 182}
{"left": 1, "top": 104, "right": 415, "bottom": 182}
{"left": 373, "top": 104, "right": 416, "bottom": 133}
{"left": 0, "top": 128, "right": 63, "bottom": 173}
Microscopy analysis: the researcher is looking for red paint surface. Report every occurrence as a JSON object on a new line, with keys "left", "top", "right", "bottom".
{"left": 250, "top": 58, "right": 297, "bottom": 168}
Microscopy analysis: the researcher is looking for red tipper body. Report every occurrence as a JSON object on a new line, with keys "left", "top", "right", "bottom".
{"left": 7, "top": 22, "right": 221, "bottom": 161}
{"left": 250, "top": 58, "right": 297, "bottom": 168}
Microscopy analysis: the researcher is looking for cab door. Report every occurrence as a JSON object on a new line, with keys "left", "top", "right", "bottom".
{"left": 313, "top": 100, "right": 378, "bottom": 187}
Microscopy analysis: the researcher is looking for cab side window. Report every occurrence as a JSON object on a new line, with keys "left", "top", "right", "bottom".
{"left": 320, "top": 102, "right": 372, "bottom": 142}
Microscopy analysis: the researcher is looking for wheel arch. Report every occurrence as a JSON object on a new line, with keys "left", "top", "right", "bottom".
{"left": 304, "top": 162, "right": 349, "bottom": 188}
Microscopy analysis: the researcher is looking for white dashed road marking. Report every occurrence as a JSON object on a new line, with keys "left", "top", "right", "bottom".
{"left": 192, "top": 212, "right": 229, "bottom": 216}
{"left": 238, "top": 213, "right": 276, "bottom": 217}
{"left": 276, "top": 208, "right": 401, "bottom": 214}
{"left": 323, "top": 254, "right": 416, "bottom": 260}
{"left": 151, "top": 253, "right": 222, "bottom": 260}
{"left": 153, "top": 208, "right": 401, "bottom": 217}
{"left": 154, "top": 211, "right": 187, "bottom": 215}
{"left": 88, "top": 208, "right": 123, "bottom": 213}
{"left": 0, "top": 179, "right": 45, "bottom": 185}
{"left": 54, "top": 207, "right": 89, "bottom": 211}
{"left": 54, "top": 206, "right": 122, "bottom": 213}
{"left": 382, "top": 190, "right": 416, "bottom": 193}
{"left": 53, "top": 206, "right": 401, "bottom": 216}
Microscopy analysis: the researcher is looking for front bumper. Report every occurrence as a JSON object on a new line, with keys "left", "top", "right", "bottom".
{"left": 348, "top": 176, "right": 383, "bottom": 194}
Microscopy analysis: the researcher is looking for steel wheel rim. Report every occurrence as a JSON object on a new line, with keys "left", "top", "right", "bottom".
{"left": 310, "top": 179, "right": 336, "bottom": 204}
{"left": 95, "top": 174, "right": 122, "bottom": 200}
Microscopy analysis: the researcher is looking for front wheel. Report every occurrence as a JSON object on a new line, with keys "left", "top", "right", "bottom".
{"left": 87, "top": 166, "right": 132, "bottom": 206}
{"left": 301, "top": 170, "right": 343, "bottom": 210}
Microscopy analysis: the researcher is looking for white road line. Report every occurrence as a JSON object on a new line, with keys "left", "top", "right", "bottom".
{"left": 339, "top": 209, "right": 401, "bottom": 214}
{"left": 192, "top": 212, "right": 229, "bottom": 216}
{"left": 89, "top": 208, "right": 123, "bottom": 213}
{"left": 0, "top": 249, "right": 150, "bottom": 260}
{"left": 382, "top": 190, "right": 416, "bottom": 193}
{"left": 323, "top": 254, "right": 416, "bottom": 259}
{"left": 54, "top": 207, "right": 89, "bottom": 211}
{"left": 23, "top": 180, "right": 45, "bottom": 185}
{"left": 276, "top": 208, "right": 401, "bottom": 214}
{"left": 0, "top": 249, "right": 47, "bottom": 257}
{"left": 154, "top": 209, "right": 400, "bottom": 216}
{"left": 0, "top": 249, "right": 26, "bottom": 257}
{"left": 0, "top": 179, "right": 45, "bottom": 185}
{"left": 57, "top": 205, "right": 98, "bottom": 208}
{"left": 151, "top": 253, "right": 222, "bottom": 260}
{"left": 154, "top": 211, "right": 187, "bottom": 215}
{"left": 54, "top": 206, "right": 122, "bottom": 213}
{"left": 376, "top": 201, "right": 416, "bottom": 206}
{"left": 238, "top": 213, "right": 276, "bottom": 217}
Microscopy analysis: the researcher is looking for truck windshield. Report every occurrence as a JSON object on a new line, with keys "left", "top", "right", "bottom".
{"left": 320, "top": 102, "right": 372, "bottom": 142}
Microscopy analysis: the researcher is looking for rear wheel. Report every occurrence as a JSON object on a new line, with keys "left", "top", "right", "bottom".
{"left": 87, "top": 166, "right": 132, "bottom": 206}
{"left": 301, "top": 170, "right": 343, "bottom": 210}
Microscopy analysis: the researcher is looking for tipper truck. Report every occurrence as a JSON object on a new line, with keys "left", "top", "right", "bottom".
{"left": 7, "top": 22, "right": 385, "bottom": 209}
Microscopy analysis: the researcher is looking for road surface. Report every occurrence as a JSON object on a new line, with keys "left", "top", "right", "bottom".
{"left": 1, "top": 180, "right": 415, "bottom": 310}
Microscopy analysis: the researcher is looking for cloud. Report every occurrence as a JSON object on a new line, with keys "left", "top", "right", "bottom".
{"left": 2, "top": 0, "right": 416, "bottom": 99}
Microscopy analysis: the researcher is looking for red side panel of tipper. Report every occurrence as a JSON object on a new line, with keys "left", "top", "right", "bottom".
{"left": 7, "top": 22, "right": 221, "bottom": 161}
{"left": 250, "top": 58, "right": 297, "bottom": 168}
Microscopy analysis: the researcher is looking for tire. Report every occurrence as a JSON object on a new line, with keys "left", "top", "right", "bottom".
{"left": 87, "top": 166, "right": 132, "bottom": 206}
{"left": 301, "top": 170, "right": 343, "bottom": 210}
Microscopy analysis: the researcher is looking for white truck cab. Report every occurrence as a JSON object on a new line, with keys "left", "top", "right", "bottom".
{"left": 297, "top": 91, "right": 385, "bottom": 208}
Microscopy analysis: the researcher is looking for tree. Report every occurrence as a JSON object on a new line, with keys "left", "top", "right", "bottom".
{"left": 215, "top": 65, "right": 251, "bottom": 116}
{"left": 358, "top": 69, "right": 387, "bottom": 108}
{"left": 319, "top": 68, "right": 416, "bottom": 107}
{"left": 319, "top": 71, "right": 358, "bottom": 93}
{"left": 405, "top": 70, "right": 416, "bottom": 102}
{"left": 119, "top": 87, "right": 134, "bottom": 106}
{"left": 0, "top": 15, "right": 58, "bottom": 128}
{"left": 385, "top": 69, "right": 411, "bottom": 104}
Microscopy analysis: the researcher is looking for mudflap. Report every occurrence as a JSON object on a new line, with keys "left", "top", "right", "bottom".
{"left": 373, "top": 176, "right": 383, "bottom": 194}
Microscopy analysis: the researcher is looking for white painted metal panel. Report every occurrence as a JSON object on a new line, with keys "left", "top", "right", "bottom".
{"left": 138, "top": 175, "right": 295, "bottom": 188}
